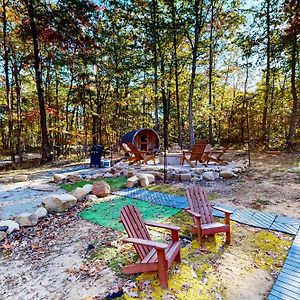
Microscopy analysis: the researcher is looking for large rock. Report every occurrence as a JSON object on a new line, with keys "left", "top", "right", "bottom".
{"left": 43, "top": 194, "right": 77, "bottom": 213}
{"left": 103, "top": 173, "right": 113, "bottom": 178}
{"left": 33, "top": 207, "right": 48, "bottom": 219}
{"left": 202, "top": 171, "right": 219, "bottom": 181}
{"left": 154, "top": 172, "right": 164, "bottom": 180}
{"left": 71, "top": 184, "right": 92, "bottom": 201}
{"left": 219, "top": 169, "right": 237, "bottom": 179}
{"left": 86, "top": 194, "right": 99, "bottom": 202}
{"left": 53, "top": 173, "right": 67, "bottom": 182}
{"left": 92, "top": 182, "right": 111, "bottom": 197}
{"left": 138, "top": 175, "right": 150, "bottom": 187}
{"left": 91, "top": 173, "right": 103, "bottom": 180}
{"left": 194, "top": 168, "right": 205, "bottom": 175}
{"left": 15, "top": 213, "right": 38, "bottom": 227}
{"left": 180, "top": 173, "right": 192, "bottom": 181}
{"left": 0, "top": 232, "right": 7, "bottom": 241}
{"left": 0, "top": 177, "right": 13, "bottom": 184}
{"left": 67, "top": 174, "right": 82, "bottom": 182}
{"left": 0, "top": 220, "right": 19, "bottom": 234}
{"left": 127, "top": 169, "right": 137, "bottom": 178}
{"left": 137, "top": 173, "right": 155, "bottom": 183}
{"left": 126, "top": 176, "right": 139, "bottom": 188}
{"left": 82, "top": 184, "right": 93, "bottom": 195}
{"left": 13, "top": 175, "right": 29, "bottom": 182}
{"left": 146, "top": 174, "right": 155, "bottom": 183}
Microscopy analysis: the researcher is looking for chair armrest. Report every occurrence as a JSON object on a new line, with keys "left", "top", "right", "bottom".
{"left": 185, "top": 209, "right": 201, "bottom": 218}
{"left": 212, "top": 206, "right": 233, "bottom": 214}
{"left": 145, "top": 221, "right": 180, "bottom": 231}
{"left": 122, "top": 237, "right": 168, "bottom": 249}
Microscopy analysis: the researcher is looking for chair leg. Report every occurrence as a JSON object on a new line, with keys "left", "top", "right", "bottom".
{"left": 180, "top": 155, "right": 185, "bottom": 165}
{"left": 226, "top": 231, "right": 231, "bottom": 244}
{"left": 157, "top": 249, "right": 168, "bottom": 288}
{"left": 197, "top": 228, "right": 204, "bottom": 248}
{"left": 174, "top": 251, "right": 181, "bottom": 263}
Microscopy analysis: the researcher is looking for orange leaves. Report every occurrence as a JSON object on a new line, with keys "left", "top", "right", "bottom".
{"left": 21, "top": 106, "right": 65, "bottom": 123}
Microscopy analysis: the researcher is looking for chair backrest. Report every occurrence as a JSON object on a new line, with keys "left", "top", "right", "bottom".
{"left": 122, "top": 143, "right": 131, "bottom": 155}
{"left": 127, "top": 143, "right": 144, "bottom": 160}
{"left": 120, "top": 205, "right": 152, "bottom": 260}
{"left": 201, "top": 144, "right": 212, "bottom": 161}
{"left": 190, "top": 141, "right": 207, "bottom": 162}
{"left": 186, "top": 186, "right": 214, "bottom": 224}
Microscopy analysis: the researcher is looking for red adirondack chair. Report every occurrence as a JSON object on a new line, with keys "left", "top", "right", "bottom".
{"left": 179, "top": 140, "right": 207, "bottom": 166}
{"left": 186, "top": 186, "right": 233, "bottom": 247}
{"left": 120, "top": 205, "right": 181, "bottom": 288}
{"left": 126, "top": 143, "right": 156, "bottom": 165}
{"left": 204, "top": 145, "right": 229, "bottom": 165}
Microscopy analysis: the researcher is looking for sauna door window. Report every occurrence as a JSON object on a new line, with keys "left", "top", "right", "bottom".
{"left": 140, "top": 134, "right": 147, "bottom": 151}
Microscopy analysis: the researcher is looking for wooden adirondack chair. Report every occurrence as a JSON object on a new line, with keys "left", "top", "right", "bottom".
{"left": 120, "top": 205, "right": 181, "bottom": 288}
{"left": 186, "top": 186, "right": 233, "bottom": 248}
{"left": 126, "top": 143, "right": 156, "bottom": 165}
{"left": 203, "top": 145, "right": 229, "bottom": 166}
{"left": 122, "top": 143, "right": 132, "bottom": 156}
{"left": 180, "top": 140, "right": 207, "bottom": 166}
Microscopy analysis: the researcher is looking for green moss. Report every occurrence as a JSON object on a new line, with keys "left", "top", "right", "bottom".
{"left": 89, "top": 245, "right": 137, "bottom": 273}
{"left": 248, "top": 231, "right": 291, "bottom": 270}
{"left": 60, "top": 176, "right": 127, "bottom": 192}
{"left": 143, "top": 184, "right": 186, "bottom": 196}
{"left": 208, "top": 192, "right": 220, "bottom": 201}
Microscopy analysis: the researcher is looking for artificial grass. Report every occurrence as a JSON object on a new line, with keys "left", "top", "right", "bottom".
{"left": 60, "top": 176, "right": 128, "bottom": 192}
{"left": 79, "top": 196, "right": 180, "bottom": 231}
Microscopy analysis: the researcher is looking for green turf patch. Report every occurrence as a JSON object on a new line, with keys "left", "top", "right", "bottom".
{"left": 60, "top": 176, "right": 127, "bottom": 192}
{"left": 79, "top": 196, "right": 180, "bottom": 231}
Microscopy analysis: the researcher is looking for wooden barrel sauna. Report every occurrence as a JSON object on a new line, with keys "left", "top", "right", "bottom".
{"left": 122, "top": 128, "right": 160, "bottom": 153}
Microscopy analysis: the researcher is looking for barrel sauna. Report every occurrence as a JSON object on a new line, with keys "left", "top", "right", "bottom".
{"left": 122, "top": 128, "right": 160, "bottom": 153}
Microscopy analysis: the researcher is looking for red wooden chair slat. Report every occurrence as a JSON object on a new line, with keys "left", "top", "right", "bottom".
{"left": 120, "top": 205, "right": 181, "bottom": 288}
{"left": 121, "top": 205, "right": 151, "bottom": 259}
{"left": 186, "top": 186, "right": 232, "bottom": 247}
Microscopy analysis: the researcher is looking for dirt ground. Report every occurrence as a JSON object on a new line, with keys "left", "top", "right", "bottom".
{"left": 0, "top": 152, "right": 299, "bottom": 299}
{"left": 204, "top": 152, "right": 300, "bottom": 218}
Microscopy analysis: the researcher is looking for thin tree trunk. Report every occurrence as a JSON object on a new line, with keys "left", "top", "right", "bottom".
{"left": 152, "top": 0, "right": 159, "bottom": 131}
{"left": 262, "top": 0, "right": 271, "bottom": 148}
{"left": 171, "top": 0, "right": 182, "bottom": 148}
{"left": 25, "top": 0, "right": 52, "bottom": 163}
{"left": 187, "top": 0, "right": 203, "bottom": 147}
{"left": 14, "top": 66, "right": 23, "bottom": 164}
{"left": 160, "top": 52, "right": 169, "bottom": 148}
{"left": 2, "top": 0, "right": 15, "bottom": 163}
{"left": 208, "top": 0, "right": 214, "bottom": 144}
{"left": 287, "top": 32, "right": 298, "bottom": 148}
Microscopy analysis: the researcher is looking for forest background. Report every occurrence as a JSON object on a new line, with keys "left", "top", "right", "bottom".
{"left": 0, "top": 0, "right": 299, "bottom": 163}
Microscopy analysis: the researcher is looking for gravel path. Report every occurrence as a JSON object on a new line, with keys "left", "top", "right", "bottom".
{"left": 0, "top": 163, "right": 102, "bottom": 220}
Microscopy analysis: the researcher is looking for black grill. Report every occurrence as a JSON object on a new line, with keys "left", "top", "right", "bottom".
{"left": 90, "top": 145, "right": 108, "bottom": 168}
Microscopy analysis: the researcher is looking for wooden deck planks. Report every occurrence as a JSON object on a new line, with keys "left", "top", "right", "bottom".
{"left": 268, "top": 231, "right": 300, "bottom": 300}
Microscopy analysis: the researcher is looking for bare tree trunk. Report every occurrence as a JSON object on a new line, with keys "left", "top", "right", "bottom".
{"left": 170, "top": 0, "right": 182, "bottom": 148}
{"left": 14, "top": 66, "right": 23, "bottom": 164}
{"left": 25, "top": 0, "right": 52, "bottom": 163}
{"left": 2, "top": 0, "right": 15, "bottom": 163}
{"left": 287, "top": 31, "right": 298, "bottom": 148}
{"left": 262, "top": 0, "right": 271, "bottom": 148}
{"left": 187, "top": 0, "right": 203, "bottom": 147}
{"left": 208, "top": 0, "right": 214, "bottom": 144}
{"left": 152, "top": 0, "right": 159, "bottom": 131}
